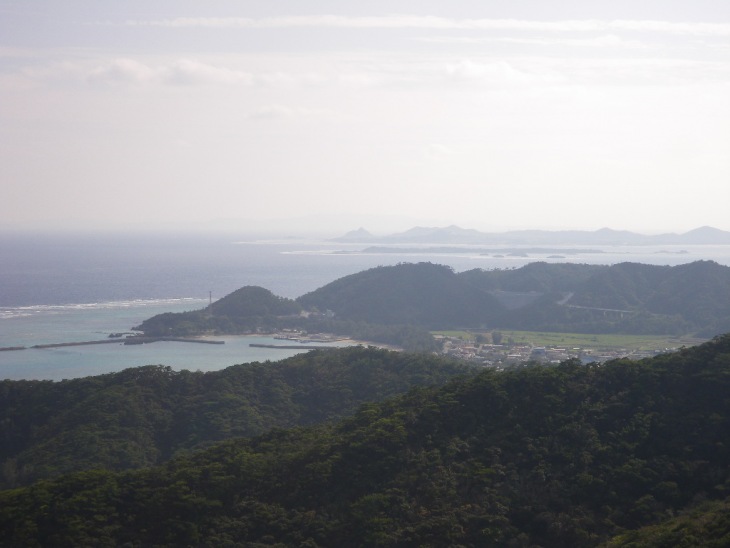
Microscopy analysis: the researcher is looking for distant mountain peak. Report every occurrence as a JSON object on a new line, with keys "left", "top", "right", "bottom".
{"left": 333, "top": 225, "right": 730, "bottom": 245}
{"left": 595, "top": 227, "right": 631, "bottom": 234}
{"left": 686, "top": 226, "right": 725, "bottom": 235}
{"left": 677, "top": 226, "right": 730, "bottom": 244}
{"left": 347, "top": 227, "right": 373, "bottom": 237}
{"left": 384, "top": 225, "right": 486, "bottom": 243}
{"left": 331, "top": 227, "right": 376, "bottom": 242}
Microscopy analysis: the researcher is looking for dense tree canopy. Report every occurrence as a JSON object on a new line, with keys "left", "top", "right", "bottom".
{"left": 298, "top": 262, "right": 505, "bottom": 328}
{"left": 207, "top": 286, "right": 301, "bottom": 319}
{"left": 0, "top": 347, "right": 471, "bottom": 489}
{"left": 137, "top": 261, "right": 730, "bottom": 339}
{"left": 3, "top": 335, "right": 730, "bottom": 546}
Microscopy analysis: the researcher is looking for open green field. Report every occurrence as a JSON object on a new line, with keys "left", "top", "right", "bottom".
{"left": 433, "top": 330, "right": 708, "bottom": 351}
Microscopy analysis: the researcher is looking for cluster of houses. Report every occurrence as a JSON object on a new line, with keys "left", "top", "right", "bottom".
{"left": 437, "top": 335, "right": 670, "bottom": 368}
{"left": 272, "top": 328, "right": 685, "bottom": 368}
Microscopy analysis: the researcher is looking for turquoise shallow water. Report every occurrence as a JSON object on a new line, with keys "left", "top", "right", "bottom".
{"left": 0, "top": 300, "right": 351, "bottom": 381}
{"left": 0, "top": 334, "right": 351, "bottom": 382}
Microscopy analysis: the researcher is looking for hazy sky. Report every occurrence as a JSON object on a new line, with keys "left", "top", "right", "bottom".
{"left": 2, "top": 1, "right": 729, "bottom": 234}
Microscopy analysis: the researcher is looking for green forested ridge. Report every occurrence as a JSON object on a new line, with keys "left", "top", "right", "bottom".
{"left": 297, "top": 262, "right": 505, "bottom": 328}
{"left": 458, "top": 261, "right": 604, "bottom": 293}
{"left": 134, "top": 283, "right": 440, "bottom": 351}
{"left": 302, "top": 260, "right": 730, "bottom": 335}
{"left": 4, "top": 336, "right": 730, "bottom": 546}
{"left": 137, "top": 260, "right": 730, "bottom": 340}
{"left": 135, "top": 285, "right": 303, "bottom": 337}
{"left": 494, "top": 260, "right": 730, "bottom": 336}
{"left": 0, "top": 347, "right": 471, "bottom": 489}
{"left": 207, "top": 286, "right": 301, "bottom": 318}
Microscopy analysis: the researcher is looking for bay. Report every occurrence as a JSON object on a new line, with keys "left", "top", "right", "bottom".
{"left": 0, "top": 334, "right": 352, "bottom": 382}
{"left": 2, "top": 230, "right": 730, "bottom": 381}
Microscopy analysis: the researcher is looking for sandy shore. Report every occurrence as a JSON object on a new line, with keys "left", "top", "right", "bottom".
{"left": 197, "top": 333, "right": 401, "bottom": 351}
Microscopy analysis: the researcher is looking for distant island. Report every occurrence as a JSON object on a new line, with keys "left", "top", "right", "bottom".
{"left": 332, "top": 224, "right": 730, "bottom": 245}
{"left": 356, "top": 245, "right": 604, "bottom": 255}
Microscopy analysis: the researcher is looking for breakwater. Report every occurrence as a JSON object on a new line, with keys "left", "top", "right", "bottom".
{"left": 249, "top": 343, "right": 333, "bottom": 350}
{"left": 20, "top": 337, "right": 226, "bottom": 350}
{"left": 121, "top": 337, "right": 225, "bottom": 346}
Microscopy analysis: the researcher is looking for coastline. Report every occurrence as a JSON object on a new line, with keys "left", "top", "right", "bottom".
{"left": 2, "top": 332, "right": 387, "bottom": 355}
{"left": 198, "top": 333, "right": 400, "bottom": 352}
{"left": 0, "top": 334, "right": 366, "bottom": 382}
{"left": 3, "top": 336, "right": 227, "bottom": 352}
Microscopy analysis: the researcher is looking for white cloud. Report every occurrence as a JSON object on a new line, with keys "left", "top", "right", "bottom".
{"left": 5, "top": 8, "right": 730, "bottom": 232}
{"left": 125, "top": 15, "right": 602, "bottom": 32}
{"left": 443, "top": 59, "right": 536, "bottom": 86}
{"left": 160, "top": 59, "right": 253, "bottom": 86}
{"left": 88, "top": 58, "right": 156, "bottom": 84}
{"left": 126, "top": 15, "right": 473, "bottom": 30}
{"left": 247, "top": 105, "right": 295, "bottom": 120}
{"left": 10, "top": 47, "right": 729, "bottom": 98}
{"left": 247, "top": 104, "right": 324, "bottom": 120}
{"left": 416, "top": 34, "right": 649, "bottom": 49}
{"left": 336, "top": 72, "right": 383, "bottom": 88}
{"left": 86, "top": 59, "right": 314, "bottom": 88}
{"left": 609, "top": 19, "right": 730, "bottom": 36}
{"left": 126, "top": 15, "right": 730, "bottom": 37}
{"left": 426, "top": 143, "right": 453, "bottom": 159}
{"left": 38, "top": 58, "right": 257, "bottom": 87}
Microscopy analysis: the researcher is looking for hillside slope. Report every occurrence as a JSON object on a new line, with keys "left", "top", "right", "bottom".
{"left": 135, "top": 285, "right": 301, "bottom": 336}
{"left": 297, "top": 262, "right": 505, "bottom": 328}
{"left": 302, "top": 260, "right": 730, "bottom": 335}
{"left": 0, "top": 347, "right": 471, "bottom": 489}
{"left": 3, "top": 335, "right": 730, "bottom": 546}
{"left": 135, "top": 260, "right": 730, "bottom": 338}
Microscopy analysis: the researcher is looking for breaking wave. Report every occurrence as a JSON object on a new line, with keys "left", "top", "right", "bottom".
{"left": 0, "top": 297, "right": 207, "bottom": 320}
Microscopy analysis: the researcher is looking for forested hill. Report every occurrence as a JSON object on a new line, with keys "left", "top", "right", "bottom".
{"left": 0, "top": 347, "right": 471, "bottom": 489}
{"left": 135, "top": 285, "right": 302, "bottom": 336}
{"left": 3, "top": 335, "right": 730, "bottom": 546}
{"left": 301, "top": 260, "right": 730, "bottom": 335}
{"left": 134, "top": 283, "right": 439, "bottom": 351}
{"left": 297, "top": 262, "right": 504, "bottom": 327}
{"left": 135, "top": 260, "right": 730, "bottom": 338}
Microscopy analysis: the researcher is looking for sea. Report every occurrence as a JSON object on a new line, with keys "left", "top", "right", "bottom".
{"left": 2, "top": 230, "right": 730, "bottom": 381}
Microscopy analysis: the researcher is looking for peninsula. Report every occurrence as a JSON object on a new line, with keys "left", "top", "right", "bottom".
{"left": 135, "top": 260, "right": 730, "bottom": 356}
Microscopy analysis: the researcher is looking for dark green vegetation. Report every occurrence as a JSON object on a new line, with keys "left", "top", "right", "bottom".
{"left": 136, "top": 286, "right": 303, "bottom": 337}
{"left": 135, "top": 285, "right": 439, "bottom": 352}
{"left": 4, "top": 336, "right": 730, "bottom": 546}
{"left": 137, "top": 261, "right": 730, "bottom": 340}
{"left": 298, "top": 261, "right": 504, "bottom": 327}
{"left": 0, "top": 347, "right": 471, "bottom": 489}
{"left": 304, "top": 260, "right": 730, "bottom": 335}
{"left": 605, "top": 498, "right": 730, "bottom": 547}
